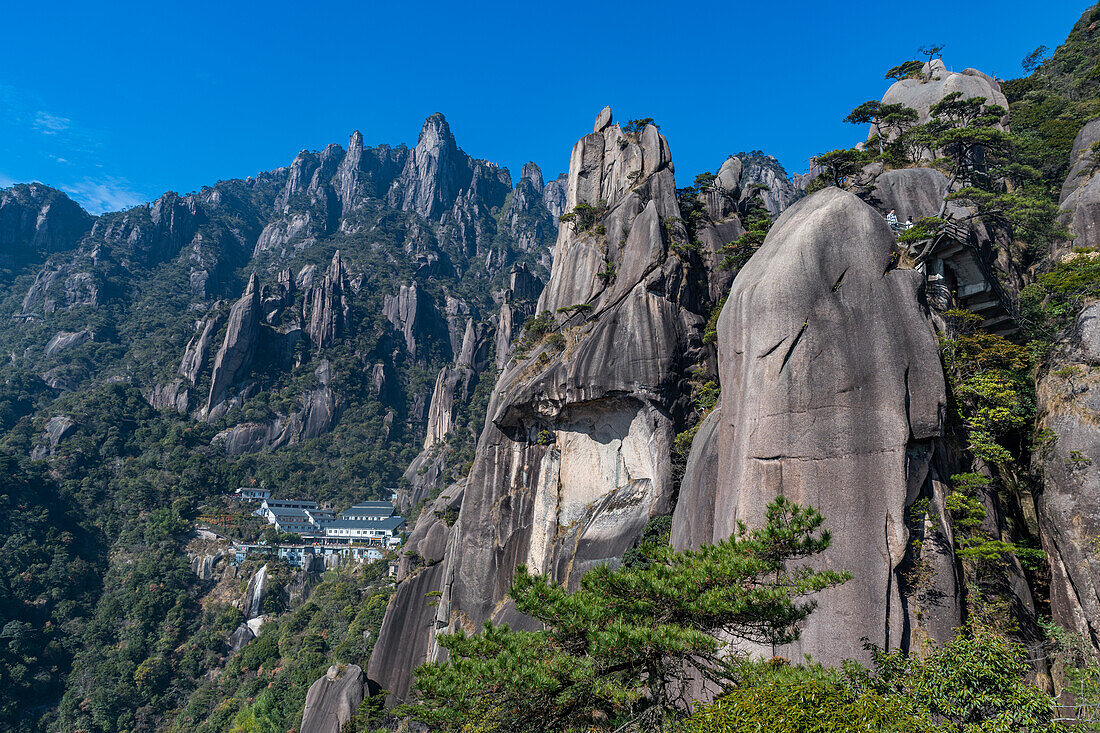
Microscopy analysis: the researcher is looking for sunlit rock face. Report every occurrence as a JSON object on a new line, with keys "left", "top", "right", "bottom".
{"left": 368, "top": 106, "right": 709, "bottom": 702}
{"left": 673, "top": 187, "right": 957, "bottom": 669}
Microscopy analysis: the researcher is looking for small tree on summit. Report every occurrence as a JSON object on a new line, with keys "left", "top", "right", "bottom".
{"left": 918, "top": 43, "right": 946, "bottom": 67}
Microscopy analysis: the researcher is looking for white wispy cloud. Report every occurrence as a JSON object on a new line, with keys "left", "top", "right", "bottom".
{"left": 34, "top": 111, "right": 72, "bottom": 135}
{"left": 62, "top": 176, "right": 147, "bottom": 214}
{"left": 0, "top": 172, "right": 15, "bottom": 189}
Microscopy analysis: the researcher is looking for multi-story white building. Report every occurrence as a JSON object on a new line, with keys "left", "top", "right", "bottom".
{"left": 323, "top": 516, "right": 406, "bottom": 546}
{"left": 254, "top": 498, "right": 319, "bottom": 523}
{"left": 270, "top": 508, "right": 322, "bottom": 536}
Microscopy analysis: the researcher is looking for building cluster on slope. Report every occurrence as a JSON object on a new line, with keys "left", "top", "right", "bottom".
{"left": 234, "top": 488, "right": 407, "bottom": 549}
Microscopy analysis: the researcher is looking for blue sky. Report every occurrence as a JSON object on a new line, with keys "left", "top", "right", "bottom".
{"left": 0, "top": 1, "right": 1092, "bottom": 214}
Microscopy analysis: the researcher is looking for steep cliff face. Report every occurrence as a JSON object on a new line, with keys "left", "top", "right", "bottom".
{"left": 1037, "top": 301, "right": 1100, "bottom": 652}
{"left": 369, "top": 106, "right": 709, "bottom": 701}
{"left": 205, "top": 273, "right": 263, "bottom": 418}
{"left": 0, "top": 184, "right": 92, "bottom": 268}
{"left": 1037, "top": 120, "right": 1100, "bottom": 653}
{"left": 1057, "top": 119, "right": 1100, "bottom": 261}
{"left": 672, "top": 188, "right": 955, "bottom": 667}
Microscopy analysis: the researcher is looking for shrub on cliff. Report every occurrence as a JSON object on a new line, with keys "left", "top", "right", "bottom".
{"left": 401, "top": 498, "right": 849, "bottom": 733}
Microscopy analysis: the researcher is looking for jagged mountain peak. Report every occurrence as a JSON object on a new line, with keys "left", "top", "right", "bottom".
{"left": 519, "top": 162, "right": 544, "bottom": 191}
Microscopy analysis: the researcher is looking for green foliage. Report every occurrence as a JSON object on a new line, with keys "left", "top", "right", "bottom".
{"left": 513, "top": 311, "right": 557, "bottom": 359}
{"left": 558, "top": 201, "right": 608, "bottom": 233}
{"left": 853, "top": 626, "right": 1061, "bottom": 732}
{"left": 897, "top": 216, "right": 947, "bottom": 246}
{"left": 1029, "top": 250, "right": 1100, "bottom": 332}
{"left": 885, "top": 59, "right": 924, "bottom": 82}
{"left": 720, "top": 199, "right": 771, "bottom": 271}
{"left": 620, "top": 515, "right": 673, "bottom": 569}
{"left": 813, "top": 147, "right": 872, "bottom": 188}
{"left": 169, "top": 569, "right": 391, "bottom": 733}
{"left": 1042, "top": 619, "right": 1100, "bottom": 726}
{"left": 690, "top": 624, "right": 1063, "bottom": 733}
{"left": 940, "top": 312, "right": 1035, "bottom": 465}
{"left": 597, "top": 259, "right": 616, "bottom": 285}
{"left": 846, "top": 101, "right": 920, "bottom": 158}
{"left": 702, "top": 297, "right": 726, "bottom": 345}
{"left": 0, "top": 449, "right": 99, "bottom": 731}
{"left": 622, "top": 118, "right": 659, "bottom": 135}
{"left": 688, "top": 661, "right": 940, "bottom": 733}
{"left": 402, "top": 498, "right": 849, "bottom": 733}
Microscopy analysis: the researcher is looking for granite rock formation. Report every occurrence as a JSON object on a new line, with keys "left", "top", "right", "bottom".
{"left": 205, "top": 274, "right": 262, "bottom": 418}
{"left": 878, "top": 59, "right": 1009, "bottom": 133}
{"left": 1036, "top": 120, "right": 1100, "bottom": 653}
{"left": 368, "top": 106, "right": 709, "bottom": 702}
{"left": 300, "top": 664, "right": 367, "bottom": 733}
{"left": 672, "top": 187, "right": 954, "bottom": 668}
{"left": 0, "top": 184, "right": 92, "bottom": 268}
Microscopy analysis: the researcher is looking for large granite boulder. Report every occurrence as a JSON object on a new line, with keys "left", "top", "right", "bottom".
{"left": 864, "top": 167, "right": 949, "bottom": 221}
{"left": 300, "top": 664, "right": 367, "bottom": 733}
{"left": 878, "top": 60, "right": 1008, "bottom": 132}
{"left": 672, "top": 187, "right": 954, "bottom": 667}
{"left": 368, "top": 107, "right": 709, "bottom": 703}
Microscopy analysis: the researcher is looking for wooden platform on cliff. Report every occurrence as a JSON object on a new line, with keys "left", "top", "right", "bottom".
{"left": 904, "top": 219, "right": 1019, "bottom": 337}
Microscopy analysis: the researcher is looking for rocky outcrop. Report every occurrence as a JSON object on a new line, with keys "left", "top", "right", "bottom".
{"left": 502, "top": 162, "right": 557, "bottom": 269}
{"left": 213, "top": 385, "right": 340, "bottom": 455}
{"left": 694, "top": 156, "right": 745, "bottom": 300}
{"left": 1060, "top": 119, "right": 1100, "bottom": 204}
{"left": 1037, "top": 301, "right": 1100, "bottom": 652}
{"left": 1057, "top": 121, "right": 1100, "bottom": 261}
{"left": 672, "top": 188, "right": 954, "bottom": 668}
{"left": 44, "top": 329, "right": 93, "bottom": 357}
{"left": 212, "top": 361, "right": 340, "bottom": 454}
{"left": 878, "top": 59, "right": 1009, "bottom": 132}
{"left": 368, "top": 107, "right": 708, "bottom": 702}
{"left": 304, "top": 251, "right": 350, "bottom": 348}
{"left": 300, "top": 664, "right": 367, "bottom": 733}
{"left": 0, "top": 184, "right": 93, "bottom": 268}
{"left": 383, "top": 282, "right": 447, "bottom": 361}
{"left": 388, "top": 114, "right": 469, "bottom": 220}
{"left": 542, "top": 173, "right": 568, "bottom": 221}
{"left": 31, "top": 415, "right": 76, "bottom": 460}
{"left": 17, "top": 262, "right": 100, "bottom": 319}
{"left": 205, "top": 274, "right": 262, "bottom": 417}
{"left": 734, "top": 153, "right": 809, "bottom": 217}
{"left": 1036, "top": 123, "right": 1100, "bottom": 654}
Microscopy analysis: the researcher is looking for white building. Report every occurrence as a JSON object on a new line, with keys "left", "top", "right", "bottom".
{"left": 234, "top": 487, "right": 272, "bottom": 501}
{"left": 270, "top": 508, "right": 322, "bottom": 536}
{"left": 323, "top": 516, "right": 406, "bottom": 546}
{"left": 254, "top": 498, "right": 319, "bottom": 523}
